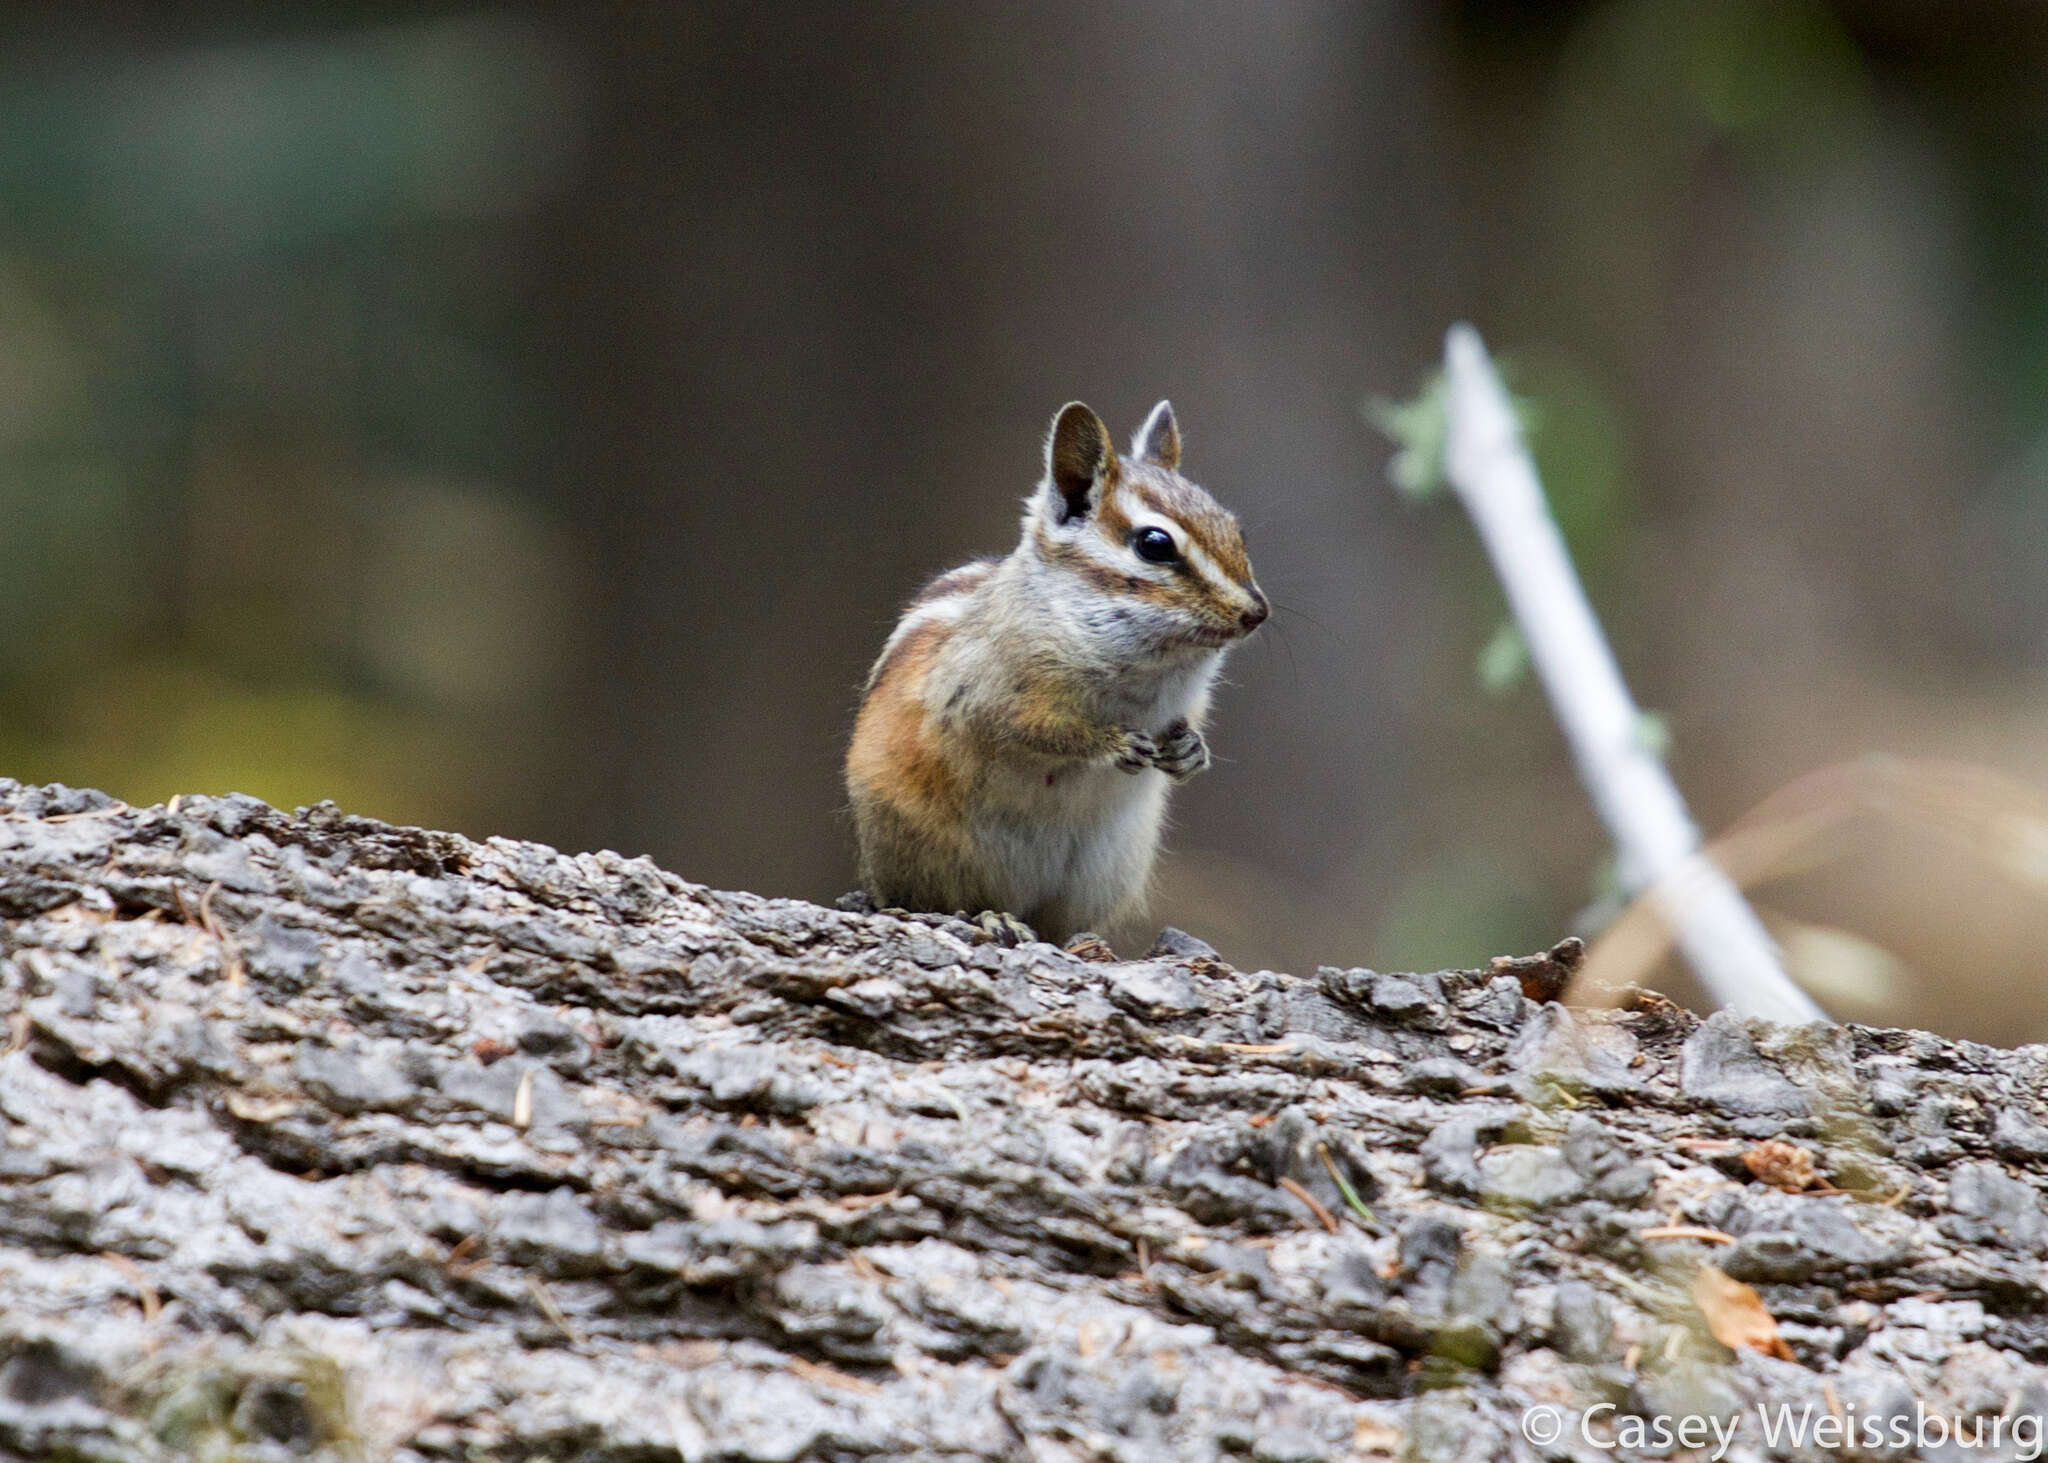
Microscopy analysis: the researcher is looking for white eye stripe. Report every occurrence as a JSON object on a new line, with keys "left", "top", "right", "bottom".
{"left": 1179, "top": 537, "right": 1226, "bottom": 587}
{"left": 1127, "top": 512, "right": 1180, "bottom": 547}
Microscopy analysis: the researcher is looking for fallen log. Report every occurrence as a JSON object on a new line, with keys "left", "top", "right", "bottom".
{"left": 0, "top": 779, "right": 2042, "bottom": 1460}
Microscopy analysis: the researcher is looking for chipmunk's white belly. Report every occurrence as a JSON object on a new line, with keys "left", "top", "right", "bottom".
{"left": 967, "top": 651, "right": 1220, "bottom": 933}
{"left": 972, "top": 762, "right": 1168, "bottom": 931}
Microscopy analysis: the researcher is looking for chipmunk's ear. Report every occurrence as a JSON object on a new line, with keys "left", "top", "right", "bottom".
{"left": 1045, "top": 402, "right": 1117, "bottom": 524}
{"left": 1133, "top": 399, "right": 1180, "bottom": 470}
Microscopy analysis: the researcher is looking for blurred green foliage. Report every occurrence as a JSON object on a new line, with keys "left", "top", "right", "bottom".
{"left": 0, "top": 14, "right": 580, "bottom": 826}
{"left": 1368, "top": 370, "right": 1450, "bottom": 503}
{"left": 1475, "top": 622, "right": 1530, "bottom": 696}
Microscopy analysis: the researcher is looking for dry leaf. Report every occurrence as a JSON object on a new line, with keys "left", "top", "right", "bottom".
{"left": 1490, "top": 936, "right": 1583, "bottom": 1003}
{"left": 1744, "top": 1139, "right": 1818, "bottom": 1193}
{"left": 1692, "top": 1265, "right": 1793, "bottom": 1360}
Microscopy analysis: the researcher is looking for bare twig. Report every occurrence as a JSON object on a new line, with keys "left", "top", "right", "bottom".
{"left": 1278, "top": 1176, "right": 1340, "bottom": 1234}
{"left": 1639, "top": 1225, "right": 1737, "bottom": 1245}
{"left": 1438, "top": 323, "right": 1825, "bottom": 1024}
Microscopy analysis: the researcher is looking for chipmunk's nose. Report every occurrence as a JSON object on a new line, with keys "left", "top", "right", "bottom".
{"left": 1239, "top": 591, "right": 1269, "bottom": 633}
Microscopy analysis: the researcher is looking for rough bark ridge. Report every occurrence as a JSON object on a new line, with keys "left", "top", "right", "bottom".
{"left": 1, "top": 780, "right": 2046, "bottom": 1462}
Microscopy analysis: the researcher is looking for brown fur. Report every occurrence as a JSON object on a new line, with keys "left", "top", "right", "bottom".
{"left": 972, "top": 673, "right": 1122, "bottom": 761}
{"left": 1092, "top": 498, "right": 1137, "bottom": 541}
{"left": 847, "top": 617, "right": 964, "bottom": 827}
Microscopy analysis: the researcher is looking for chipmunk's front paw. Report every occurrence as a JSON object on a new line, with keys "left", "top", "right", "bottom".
{"left": 972, "top": 909, "right": 1038, "bottom": 947}
{"left": 1152, "top": 720, "right": 1211, "bottom": 782}
{"left": 1112, "top": 728, "right": 1159, "bottom": 775}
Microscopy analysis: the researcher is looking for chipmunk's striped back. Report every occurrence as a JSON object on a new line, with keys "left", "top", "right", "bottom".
{"left": 846, "top": 399, "right": 1264, "bottom": 944}
{"left": 860, "top": 559, "right": 998, "bottom": 696}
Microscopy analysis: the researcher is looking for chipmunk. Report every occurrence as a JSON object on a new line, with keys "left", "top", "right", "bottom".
{"left": 846, "top": 399, "right": 1267, "bottom": 944}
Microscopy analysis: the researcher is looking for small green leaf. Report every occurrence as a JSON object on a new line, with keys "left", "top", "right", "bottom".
{"left": 1368, "top": 362, "right": 1545, "bottom": 503}
{"left": 1318, "top": 1142, "right": 1377, "bottom": 1228}
{"left": 1366, "top": 371, "right": 1449, "bottom": 501}
{"left": 1633, "top": 710, "right": 1672, "bottom": 759}
{"left": 1476, "top": 621, "right": 1530, "bottom": 695}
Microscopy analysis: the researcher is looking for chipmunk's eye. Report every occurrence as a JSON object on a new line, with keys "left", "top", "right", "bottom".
{"left": 1133, "top": 526, "right": 1180, "bottom": 565}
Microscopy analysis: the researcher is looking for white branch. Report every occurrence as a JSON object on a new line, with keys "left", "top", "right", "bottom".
{"left": 1439, "top": 323, "right": 1825, "bottom": 1025}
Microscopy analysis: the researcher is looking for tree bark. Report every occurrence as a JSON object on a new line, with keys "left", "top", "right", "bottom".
{"left": 0, "top": 779, "right": 2043, "bottom": 1461}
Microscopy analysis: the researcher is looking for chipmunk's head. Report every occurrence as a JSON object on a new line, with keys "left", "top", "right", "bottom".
{"left": 1024, "top": 400, "right": 1267, "bottom": 653}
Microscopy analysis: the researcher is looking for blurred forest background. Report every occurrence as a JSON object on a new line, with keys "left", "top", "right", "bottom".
{"left": 7, "top": 2, "right": 2048, "bottom": 1042}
